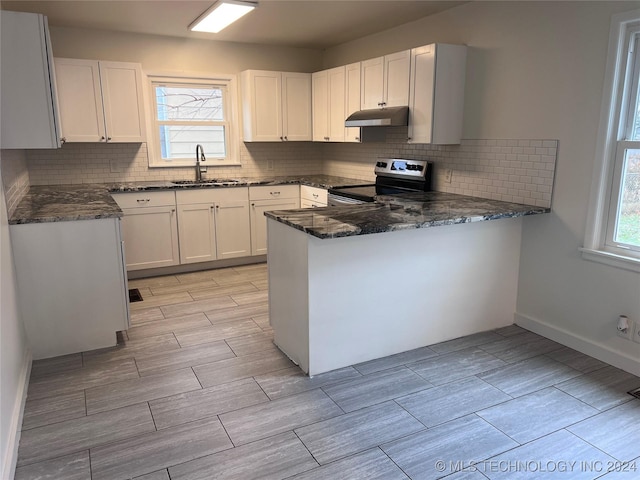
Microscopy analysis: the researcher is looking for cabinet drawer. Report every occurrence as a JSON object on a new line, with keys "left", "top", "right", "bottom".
{"left": 249, "top": 184, "right": 299, "bottom": 201}
{"left": 300, "top": 185, "right": 328, "bottom": 204}
{"left": 176, "top": 187, "right": 249, "bottom": 205}
{"left": 112, "top": 191, "right": 176, "bottom": 209}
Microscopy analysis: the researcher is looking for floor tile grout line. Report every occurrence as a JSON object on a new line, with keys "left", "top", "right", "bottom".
{"left": 376, "top": 446, "right": 413, "bottom": 480}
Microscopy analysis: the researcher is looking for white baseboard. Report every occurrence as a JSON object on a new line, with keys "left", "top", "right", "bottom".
{"left": 515, "top": 313, "right": 640, "bottom": 376}
{"left": 2, "top": 349, "right": 31, "bottom": 480}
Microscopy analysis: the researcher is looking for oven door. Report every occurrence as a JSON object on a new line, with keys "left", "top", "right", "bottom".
{"left": 327, "top": 193, "right": 369, "bottom": 207}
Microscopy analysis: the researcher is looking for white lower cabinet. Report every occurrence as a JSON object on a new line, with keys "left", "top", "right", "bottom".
{"left": 176, "top": 187, "right": 251, "bottom": 263}
{"left": 300, "top": 185, "right": 328, "bottom": 207}
{"left": 10, "top": 218, "right": 129, "bottom": 359}
{"left": 112, "top": 191, "right": 180, "bottom": 271}
{"left": 250, "top": 185, "right": 300, "bottom": 256}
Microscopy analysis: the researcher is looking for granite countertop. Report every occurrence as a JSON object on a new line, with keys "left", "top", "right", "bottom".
{"left": 10, "top": 175, "right": 371, "bottom": 224}
{"left": 264, "top": 191, "right": 550, "bottom": 239}
{"left": 9, "top": 184, "right": 122, "bottom": 225}
{"left": 109, "top": 174, "right": 370, "bottom": 192}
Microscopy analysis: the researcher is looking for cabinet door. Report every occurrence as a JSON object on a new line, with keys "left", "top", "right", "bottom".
{"left": 250, "top": 199, "right": 299, "bottom": 256}
{"left": 99, "top": 61, "right": 146, "bottom": 142}
{"left": 312, "top": 70, "right": 328, "bottom": 142}
{"left": 344, "top": 62, "right": 361, "bottom": 143}
{"left": 408, "top": 45, "right": 435, "bottom": 144}
{"left": 177, "top": 203, "right": 217, "bottom": 264}
{"left": 241, "top": 70, "right": 282, "bottom": 142}
{"left": 282, "top": 72, "right": 312, "bottom": 141}
{"left": 328, "top": 66, "right": 345, "bottom": 142}
{"left": 384, "top": 50, "right": 410, "bottom": 107}
{"left": 0, "top": 11, "right": 60, "bottom": 149}
{"left": 215, "top": 201, "right": 251, "bottom": 259}
{"left": 121, "top": 206, "right": 179, "bottom": 270}
{"left": 54, "top": 58, "right": 106, "bottom": 142}
{"left": 360, "top": 57, "right": 384, "bottom": 109}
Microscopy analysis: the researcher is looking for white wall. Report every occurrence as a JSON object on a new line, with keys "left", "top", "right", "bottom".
{"left": 0, "top": 155, "right": 31, "bottom": 480}
{"left": 324, "top": 1, "right": 640, "bottom": 373}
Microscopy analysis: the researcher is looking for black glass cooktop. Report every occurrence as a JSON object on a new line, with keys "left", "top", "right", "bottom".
{"left": 329, "top": 184, "right": 420, "bottom": 202}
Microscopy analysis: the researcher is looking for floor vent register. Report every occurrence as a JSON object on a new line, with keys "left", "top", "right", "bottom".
{"left": 628, "top": 387, "right": 640, "bottom": 400}
{"left": 128, "top": 288, "right": 143, "bottom": 303}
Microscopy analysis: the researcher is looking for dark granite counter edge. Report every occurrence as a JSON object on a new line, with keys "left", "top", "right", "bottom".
{"left": 265, "top": 207, "right": 550, "bottom": 240}
{"left": 108, "top": 175, "right": 371, "bottom": 192}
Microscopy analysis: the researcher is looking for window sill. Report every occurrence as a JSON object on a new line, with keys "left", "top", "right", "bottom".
{"left": 579, "top": 247, "right": 640, "bottom": 273}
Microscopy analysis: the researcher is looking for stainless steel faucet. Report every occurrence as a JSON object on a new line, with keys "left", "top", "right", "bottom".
{"left": 195, "top": 144, "right": 206, "bottom": 182}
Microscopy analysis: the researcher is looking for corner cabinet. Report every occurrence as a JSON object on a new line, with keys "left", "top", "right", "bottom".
{"left": 408, "top": 44, "right": 467, "bottom": 145}
{"left": 112, "top": 191, "right": 180, "bottom": 271}
{"left": 176, "top": 188, "right": 251, "bottom": 263}
{"left": 0, "top": 11, "right": 61, "bottom": 149}
{"left": 250, "top": 185, "right": 300, "bottom": 255}
{"left": 241, "top": 70, "right": 312, "bottom": 142}
{"left": 10, "top": 218, "right": 129, "bottom": 359}
{"left": 54, "top": 58, "right": 146, "bottom": 143}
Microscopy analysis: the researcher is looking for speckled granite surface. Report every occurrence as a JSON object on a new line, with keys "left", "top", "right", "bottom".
{"left": 9, "top": 184, "right": 122, "bottom": 225}
{"left": 10, "top": 176, "right": 370, "bottom": 224}
{"left": 109, "top": 175, "right": 369, "bottom": 192}
{"left": 264, "top": 191, "right": 550, "bottom": 239}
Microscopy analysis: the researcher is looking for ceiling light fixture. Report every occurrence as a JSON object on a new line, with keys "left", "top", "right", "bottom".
{"left": 189, "top": 0, "right": 257, "bottom": 33}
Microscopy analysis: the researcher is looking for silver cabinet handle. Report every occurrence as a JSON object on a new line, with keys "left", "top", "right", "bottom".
{"left": 280, "top": 136, "right": 283, "bottom": 141}
{"left": 60, "top": 137, "right": 66, "bottom": 144}
{"left": 355, "top": 136, "right": 360, "bottom": 141}
{"left": 284, "top": 136, "right": 288, "bottom": 141}
{"left": 100, "top": 136, "right": 105, "bottom": 141}
{"left": 107, "top": 137, "right": 112, "bottom": 141}
{"left": 270, "top": 191, "right": 280, "bottom": 196}
{"left": 312, "top": 193, "right": 318, "bottom": 198}
{"left": 136, "top": 198, "right": 150, "bottom": 203}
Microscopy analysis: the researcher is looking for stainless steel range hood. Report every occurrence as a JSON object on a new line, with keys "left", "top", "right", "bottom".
{"left": 345, "top": 106, "right": 409, "bottom": 127}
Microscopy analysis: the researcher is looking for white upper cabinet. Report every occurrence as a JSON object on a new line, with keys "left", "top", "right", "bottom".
{"left": 312, "top": 66, "right": 346, "bottom": 142}
{"left": 361, "top": 50, "right": 410, "bottom": 109}
{"left": 241, "top": 70, "right": 311, "bottom": 142}
{"left": 282, "top": 72, "right": 313, "bottom": 141}
{"left": 312, "top": 70, "right": 328, "bottom": 142}
{"left": 54, "top": 58, "right": 146, "bottom": 143}
{"left": 0, "top": 11, "right": 61, "bottom": 149}
{"left": 408, "top": 44, "right": 467, "bottom": 145}
{"left": 344, "top": 62, "right": 361, "bottom": 143}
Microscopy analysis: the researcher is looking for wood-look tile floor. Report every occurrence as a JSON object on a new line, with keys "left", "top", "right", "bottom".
{"left": 15, "top": 263, "right": 640, "bottom": 480}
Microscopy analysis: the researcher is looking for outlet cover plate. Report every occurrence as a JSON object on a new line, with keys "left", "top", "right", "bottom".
{"left": 617, "top": 318, "right": 633, "bottom": 340}
{"left": 633, "top": 320, "right": 640, "bottom": 344}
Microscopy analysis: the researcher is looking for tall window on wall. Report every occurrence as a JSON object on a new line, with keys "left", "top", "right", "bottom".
{"left": 148, "top": 75, "right": 239, "bottom": 166}
{"left": 584, "top": 13, "right": 640, "bottom": 271}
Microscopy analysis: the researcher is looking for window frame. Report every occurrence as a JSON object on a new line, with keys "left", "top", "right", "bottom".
{"left": 146, "top": 73, "right": 240, "bottom": 168}
{"left": 582, "top": 11, "right": 640, "bottom": 272}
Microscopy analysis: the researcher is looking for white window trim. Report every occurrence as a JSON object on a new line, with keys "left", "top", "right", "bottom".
{"left": 582, "top": 9, "right": 640, "bottom": 273}
{"left": 145, "top": 71, "right": 241, "bottom": 168}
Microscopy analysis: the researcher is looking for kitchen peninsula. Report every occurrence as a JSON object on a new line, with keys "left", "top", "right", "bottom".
{"left": 266, "top": 192, "right": 549, "bottom": 375}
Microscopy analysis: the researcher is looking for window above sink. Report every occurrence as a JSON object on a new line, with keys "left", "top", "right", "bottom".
{"left": 147, "top": 73, "right": 241, "bottom": 168}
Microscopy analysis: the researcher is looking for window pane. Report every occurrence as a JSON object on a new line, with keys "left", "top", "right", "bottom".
{"left": 614, "top": 149, "right": 640, "bottom": 247}
{"left": 155, "top": 85, "right": 224, "bottom": 121}
{"left": 158, "top": 125, "right": 226, "bottom": 159}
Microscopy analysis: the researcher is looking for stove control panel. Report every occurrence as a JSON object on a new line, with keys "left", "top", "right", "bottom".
{"left": 374, "top": 159, "right": 430, "bottom": 178}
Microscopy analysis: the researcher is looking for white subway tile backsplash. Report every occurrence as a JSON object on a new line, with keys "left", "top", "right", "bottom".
{"left": 21, "top": 131, "right": 556, "bottom": 209}
{"left": 1, "top": 149, "right": 30, "bottom": 216}
{"left": 323, "top": 131, "right": 557, "bottom": 208}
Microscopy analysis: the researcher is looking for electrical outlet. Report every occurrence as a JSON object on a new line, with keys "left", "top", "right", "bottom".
{"left": 109, "top": 160, "right": 120, "bottom": 173}
{"left": 617, "top": 317, "right": 634, "bottom": 340}
{"left": 444, "top": 169, "right": 452, "bottom": 183}
{"left": 633, "top": 320, "right": 640, "bottom": 344}
{"left": 267, "top": 159, "right": 274, "bottom": 171}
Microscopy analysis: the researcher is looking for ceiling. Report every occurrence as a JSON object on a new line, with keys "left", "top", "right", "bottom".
{"left": 0, "top": 0, "right": 464, "bottom": 49}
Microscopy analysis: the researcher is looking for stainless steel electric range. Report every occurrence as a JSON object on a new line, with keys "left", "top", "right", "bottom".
{"left": 327, "top": 159, "right": 433, "bottom": 206}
